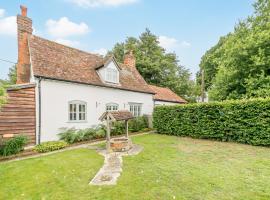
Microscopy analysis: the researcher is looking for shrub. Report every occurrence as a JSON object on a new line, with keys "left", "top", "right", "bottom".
{"left": 153, "top": 98, "right": 270, "bottom": 146}
{"left": 34, "top": 141, "right": 68, "bottom": 153}
{"left": 0, "top": 135, "right": 28, "bottom": 156}
{"left": 58, "top": 128, "right": 78, "bottom": 144}
{"left": 93, "top": 126, "right": 106, "bottom": 139}
{"left": 110, "top": 116, "right": 149, "bottom": 135}
{"left": 58, "top": 125, "right": 106, "bottom": 144}
{"left": 129, "top": 116, "right": 148, "bottom": 132}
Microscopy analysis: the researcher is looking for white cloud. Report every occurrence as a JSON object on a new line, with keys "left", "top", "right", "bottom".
{"left": 69, "top": 0, "right": 138, "bottom": 8}
{"left": 158, "top": 35, "right": 191, "bottom": 52}
{"left": 92, "top": 48, "right": 108, "bottom": 55}
{"left": 46, "top": 17, "right": 90, "bottom": 38}
{"left": 158, "top": 35, "right": 178, "bottom": 50}
{"left": 0, "top": 9, "right": 5, "bottom": 17}
{"left": 55, "top": 38, "right": 80, "bottom": 47}
{"left": 180, "top": 41, "right": 191, "bottom": 47}
{"left": 0, "top": 16, "right": 16, "bottom": 36}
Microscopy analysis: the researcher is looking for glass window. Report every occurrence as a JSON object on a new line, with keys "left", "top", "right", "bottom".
{"left": 105, "top": 68, "right": 118, "bottom": 83}
{"left": 129, "top": 103, "right": 142, "bottom": 117}
{"left": 68, "top": 101, "right": 86, "bottom": 122}
{"left": 106, "top": 103, "right": 119, "bottom": 111}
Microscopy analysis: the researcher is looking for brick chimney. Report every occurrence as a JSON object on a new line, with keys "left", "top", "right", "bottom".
{"left": 17, "top": 5, "right": 33, "bottom": 84}
{"left": 123, "top": 50, "right": 136, "bottom": 68}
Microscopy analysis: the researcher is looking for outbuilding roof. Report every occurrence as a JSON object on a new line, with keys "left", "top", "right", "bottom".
{"left": 148, "top": 85, "right": 187, "bottom": 104}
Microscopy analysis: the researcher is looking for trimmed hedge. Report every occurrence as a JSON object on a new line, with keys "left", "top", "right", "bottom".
{"left": 153, "top": 98, "right": 270, "bottom": 146}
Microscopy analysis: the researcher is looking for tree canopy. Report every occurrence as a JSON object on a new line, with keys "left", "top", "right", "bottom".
{"left": 109, "top": 29, "right": 199, "bottom": 102}
{"left": 198, "top": 0, "right": 270, "bottom": 101}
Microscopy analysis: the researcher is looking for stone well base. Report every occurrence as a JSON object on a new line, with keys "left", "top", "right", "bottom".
{"left": 110, "top": 137, "right": 132, "bottom": 152}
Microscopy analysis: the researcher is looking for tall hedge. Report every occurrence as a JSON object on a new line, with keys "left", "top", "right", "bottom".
{"left": 153, "top": 98, "right": 270, "bottom": 146}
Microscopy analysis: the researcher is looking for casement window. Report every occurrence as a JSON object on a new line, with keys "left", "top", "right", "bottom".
{"left": 129, "top": 103, "right": 142, "bottom": 117}
{"left": 105, "top": 68, "right": 118, "bottom": 83}
{"left": 68, "top": 101, "right": 87, "bottom": 122}
{"left": 106, "top": 103, "right": 119, "bottom": 112}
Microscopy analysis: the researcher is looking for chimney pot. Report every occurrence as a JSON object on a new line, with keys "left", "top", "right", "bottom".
{"left": 20, "top": 5, "right": 27, "bottom": 17}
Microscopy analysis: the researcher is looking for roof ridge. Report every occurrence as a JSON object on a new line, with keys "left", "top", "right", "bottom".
{"left": 30, "top": 34, "right": 103, "bottom": 58}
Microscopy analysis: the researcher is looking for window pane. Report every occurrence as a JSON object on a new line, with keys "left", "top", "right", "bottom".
{"left": 69, "top": 113, "right": 73, "bottom": 120}
{"left": 106, "top": 104, "right": 118, "bottom": 111}
{"left": 82, "top": 113, "right": 85, "bottom": 120}
{"left": 106, "top": 68, "right": 118, "bottom": 83}
{"left": 138, "top": 105, "right": 141, "bottom": 116}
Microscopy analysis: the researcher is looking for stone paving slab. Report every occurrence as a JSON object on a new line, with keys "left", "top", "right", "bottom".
{"left": 89, "top": 144, "right": 143, "bottom": 185}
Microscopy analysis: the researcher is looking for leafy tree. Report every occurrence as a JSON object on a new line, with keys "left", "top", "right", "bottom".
{"left": 8, "top": 65, "right": 17, "bottom": 84}
{"left": 109, "top": 29, "right": 199, "bottom": 102}
{"left": 199, "top": 0, "right": 270, "bottom": 101}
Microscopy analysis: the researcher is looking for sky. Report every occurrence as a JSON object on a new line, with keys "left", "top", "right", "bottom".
{"left": 0, "top": 0, "right": 254, "bottom": 80}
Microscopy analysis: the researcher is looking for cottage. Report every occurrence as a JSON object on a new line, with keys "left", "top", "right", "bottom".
{"left": 0, "top": 6, "right": 186, "bottom": 144}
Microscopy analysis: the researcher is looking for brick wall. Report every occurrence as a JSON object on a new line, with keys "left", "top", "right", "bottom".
{"left": 0, "top": 84, "right": 36, "bottom": 145}
{"left": 16, "top": 5, "right": 32, "bottom": 84}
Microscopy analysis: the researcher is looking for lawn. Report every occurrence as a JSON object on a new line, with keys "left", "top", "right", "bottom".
{"left": 1, "top": 134, "right": 270, "bottom": 200}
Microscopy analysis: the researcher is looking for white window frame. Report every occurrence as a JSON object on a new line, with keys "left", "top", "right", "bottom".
{"left": 68, "top": 100, "right": 87, "bottom": 122}
{"left": 129, "top": 103, "right": 142, "bottom": 117}
{"left": 105, "top": 68, "right": 119, "bottom": 83}
{"left": 106, "top": 103, "right": 119, "bottom": 112}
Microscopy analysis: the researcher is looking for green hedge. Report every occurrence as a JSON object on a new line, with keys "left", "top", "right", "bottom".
{"left": 153, "top": 98, "right": 270, "bottom": 146}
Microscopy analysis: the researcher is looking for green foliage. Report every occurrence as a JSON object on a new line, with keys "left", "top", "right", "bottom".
{"left": 0, "top": 82, "right": 7, "bottom": 108}
{"left": 110, "top": 116, "right": 149, "bottom": 135}
{"left": 198, "top": 0, "right": 270, "bottom": 101}
{"left": 58, "top": 117, "right": 149, "bottom": 144}
{"left": 153, "top": 98, "right": 270, "bottom": 146}
{"left": 0, "top": 135, "right": 28, "bottom": 156}
{"left": 34, "top": 141, "right": 68, "bottom": 153}
{"left": 58, "top": 125, "right": 106, "bottom": 144}
{"left": 8, "top": 65, "right": 17, "bottom": 85}
{"left": 109, "top": 29, "right": 198, "bottom": 102}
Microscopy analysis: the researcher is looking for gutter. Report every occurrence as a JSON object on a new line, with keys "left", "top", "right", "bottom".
{"left": 34, "top": 75, "right": 156, "bottom": 95}
{"left": 38, "top": 77, "right": 42, "bottom": 144}
{"left": 154, "top": 99, "right": 187, "bottom": 104}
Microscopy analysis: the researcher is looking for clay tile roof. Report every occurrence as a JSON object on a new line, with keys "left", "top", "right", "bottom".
{"left": 148, "top": 85, "right": 187, "bottom": 104}
{"left": 28, "top": 35, "right": 154, "bottom": 94}
{"left": 99, "top": 110, "right": 134, "bottom": 121}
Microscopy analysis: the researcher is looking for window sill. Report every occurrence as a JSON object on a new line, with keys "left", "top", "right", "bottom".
{"left": 67, "top": 121, "right": 88, "bottom": 124}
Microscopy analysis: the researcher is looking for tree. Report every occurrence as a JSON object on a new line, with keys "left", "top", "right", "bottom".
{"left": 198, "top": 0, "right": 270, "bottom": 101}
{"left": 8, "top": 65, "right": 17, "bottom": 84}
{"left": 109, "top": 29, "right": 198, "bottom": 102}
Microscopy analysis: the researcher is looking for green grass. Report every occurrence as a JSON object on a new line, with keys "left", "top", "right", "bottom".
{"left": 1, "top": 134, "right": 270, "bottom": 200}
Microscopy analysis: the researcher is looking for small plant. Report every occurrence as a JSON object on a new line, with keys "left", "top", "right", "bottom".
{"left": 0, "top": 135, "right": 28, "bottom": 156}
{"left": 34, "top": 141, "right": 68, "bottom": 153}
{"left": 58, "top": 128, "right": 78, "bottom": 144}
{"left": 93, "top": 125, "right": 106, "bottom": 139}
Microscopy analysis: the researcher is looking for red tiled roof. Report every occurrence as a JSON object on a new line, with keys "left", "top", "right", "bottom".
{"left": 148, "top": 85, "right": 187, "bottom": 103}
{"left": 28, "top": 35, "right": 154, "bottom": 94}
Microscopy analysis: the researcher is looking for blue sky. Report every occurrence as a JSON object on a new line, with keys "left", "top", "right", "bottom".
{"left": 0, "top": 0, "right": 254, "bottom": 80}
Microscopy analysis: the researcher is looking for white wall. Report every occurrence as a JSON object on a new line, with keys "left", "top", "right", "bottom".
{"left": 154, "top": 100, "right": 181, "bottom": 106}
{"left": 38, "top": 79, "right": 154, "bottom": 142}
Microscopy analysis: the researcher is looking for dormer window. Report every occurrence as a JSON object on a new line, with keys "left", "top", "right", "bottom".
{"left": 105, "top": 68, "right": 118, "bottom": 83}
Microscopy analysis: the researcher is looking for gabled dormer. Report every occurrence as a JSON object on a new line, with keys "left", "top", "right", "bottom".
{"left": 96, "top": 56, "right": 121, "bottom": 85}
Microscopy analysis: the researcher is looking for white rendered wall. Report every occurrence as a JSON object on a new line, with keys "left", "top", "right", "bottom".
{"left": 38, "top": 79, "right": 154, "bottom": 142}
{"left": 154, "top": 100, "right": 181, "bottom": 106}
